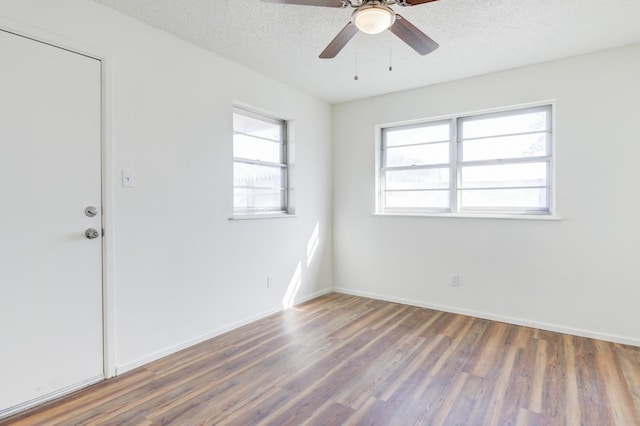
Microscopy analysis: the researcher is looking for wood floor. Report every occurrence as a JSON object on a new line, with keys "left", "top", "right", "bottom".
{"left": 3, "top": 293, "right": 640, "bottom": 425}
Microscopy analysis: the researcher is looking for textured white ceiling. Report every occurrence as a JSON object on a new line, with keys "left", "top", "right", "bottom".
{"left": 93, "top": 0, "right": 640, "bottom": 104}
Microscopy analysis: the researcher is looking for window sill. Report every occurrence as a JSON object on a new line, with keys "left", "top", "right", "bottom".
{"left": 229, "top": 213, "right": 297, "bottom": 221}
{"left": 374, "top": 212, "right": 562, "bottom": 221}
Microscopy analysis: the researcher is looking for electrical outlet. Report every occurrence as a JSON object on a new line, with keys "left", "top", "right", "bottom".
{"left": 450, "top": 274, "right": 460, "bottom": 287}
{"left": 267, "top": 276, "right": 273, "bottom": 289}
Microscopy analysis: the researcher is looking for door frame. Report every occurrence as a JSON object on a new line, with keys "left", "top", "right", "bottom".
{"left": 0, "top": 17, "right": 116, "bottom": 380}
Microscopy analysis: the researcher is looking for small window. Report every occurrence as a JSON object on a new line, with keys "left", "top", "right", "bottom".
{"left": 381, "top": 120, "right": 452, "bottom": 211}
{"left": 378, "top": 104, "right": 553, "bottom": 216}
{"left": 233, "top": 107, "right": 289, "bottom": 215}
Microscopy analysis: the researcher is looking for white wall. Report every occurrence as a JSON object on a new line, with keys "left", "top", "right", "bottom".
{"left": 333, "top": 44, "right": 640, "bottom": 346}
{"left": 0, "top": 0, "right": 333, "bottom": 372}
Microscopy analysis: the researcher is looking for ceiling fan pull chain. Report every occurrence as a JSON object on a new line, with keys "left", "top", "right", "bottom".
{"left": 354, "top": 34, "right": 360, "bottom": 80}
{"left": 389, "top": 29, "right": 393, "bottom": 72}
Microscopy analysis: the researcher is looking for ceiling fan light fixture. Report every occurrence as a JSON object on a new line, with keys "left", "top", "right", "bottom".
{"left": 352, "top": 4, "right": 396, "bottom": 35}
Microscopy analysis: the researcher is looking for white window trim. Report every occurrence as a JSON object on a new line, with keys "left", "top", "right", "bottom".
{"left": 373, "top": 212, "right": 562, "bottom": 221}
{"left": 229, "top": 212, "right": 297, "bottom": 220}
{"left": 375, "top": 101, "right": 559, "bottom": 220}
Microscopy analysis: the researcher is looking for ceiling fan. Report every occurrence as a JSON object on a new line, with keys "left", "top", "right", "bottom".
{"left": 260, "top": 0, "right": 439, "bottom": 58}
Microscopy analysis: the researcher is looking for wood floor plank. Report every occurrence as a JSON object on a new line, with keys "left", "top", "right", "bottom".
{"left": 515, "top": 407, "right": 543, "bottom": 426}
{"left": 469, "top": 321, "right": 510, "bottom": 378}
{"left": 369, "top": 310, "right": 447, "bottom": 404}
{"left": 615, "top": 343, "right": 640, "bottom": 420}
{"left": 331, "top": 333, "right": 427, "bottom": 409}
{"left": 573, "top": 337, "right": 614, "bottom": 425}
{"left": 428, "top": 371, "right": 470, "bottom": 424}
{"left": 377, "top": 334, "right": 447, "bottom": 402}
{"left": 2, "top": 293, "right": 639, "bottom": 425}
{"left": 563, "top": 334, "right": 582, "bottom": 424}
{"left": 342, "top": 397, "right": 385, "bottom": 426}
{"left": 302, "top": 401, "right": 354, "bottom": 426}
{"left": 482, "top": 345, "right": 518, "bottom": 425}
{"left": 594, "top": 339, "right": 639, "bottom": 424}
{"left": 428, "top": 316, "right": 476, "bottom": 377}
{"left": 528, "top": 337, "right": 547, "bottom": 413}
{"left": 433, "top": 315, "right": 487, "bottom": 377}
{"left": 441, "top": 373, "right": 486, "bottom": 425}
{"left": 496, "top": 340, "right": 536, "bottom": 424}
{"left": 542, "top": 332, "right": 571, "bottom": 423}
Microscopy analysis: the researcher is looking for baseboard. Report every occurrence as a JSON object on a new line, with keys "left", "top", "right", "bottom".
{"left": 293, "top": 288, "right": 333, "bottom": 305}
{"left": 333, "top": 287, "right": 640, "bottom": 347}
{"left": 0, "top": 375, "right": 103, "bottom": 420}
{"left": 116, "top": 287, "right": 333, "bottom": 375}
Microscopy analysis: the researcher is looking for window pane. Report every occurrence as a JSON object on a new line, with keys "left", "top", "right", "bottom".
{"left": 234, "top": 162, "right": 284, "bottom": 189}
{"left": 462, "top": 110, "right": 548, "bottom": 139}
{"left": 385, "top": 190, "right": 449, "bottom": 209}
{"left": 461, "top": 163, "right": 547, "bottom": 189}
{"left": 461, "top": 188, "right": 548, "bottom": 209}
{"left": 385, "top": 168, "right": 449, "bottom": 190}
{"left": 462, "top": 133, "right": 548, "bottom": 162}
{"left": 234, "top": 134, "right": 282, "bottom": 163}
{"left": 233, "top": 112, "right": 282, "bottom": 141}
{"left": 386, "top": 142, "right": 449, "bottom": 167}
{"left": 234, "top": 188, "right": 285, "bottom": 212}
{"left": 385, "top": 122, "right": 450, "bottom": 147}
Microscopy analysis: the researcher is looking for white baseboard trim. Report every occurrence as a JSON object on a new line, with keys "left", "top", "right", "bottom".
{"left": 0, "top": 374, "right": 103, "bottom": 420}
{"left": 116, "top": 287, "right": 333, "bottom": 375}
{"left": 293, "top": 288, "right": 333, "bottom": 305}
{"left": 333, "top": 287, "right": 640, "bottom": 347}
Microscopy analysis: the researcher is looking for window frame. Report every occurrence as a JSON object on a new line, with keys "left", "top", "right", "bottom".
{"left": 379, "top": 119, "right": 453, "bottom": 214}
{"left": 232, "top": 106, "right": 292, "bottom": 217}
{"left": 376, "top": 103, "right": 556, "bottom": 219}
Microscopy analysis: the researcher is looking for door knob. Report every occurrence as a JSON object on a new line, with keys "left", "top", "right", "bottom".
{"left": 85, "top": 228, "right": 100, "bottom": 239}
{"left": 85, "top": 206, "right": 98, "bottom": 217}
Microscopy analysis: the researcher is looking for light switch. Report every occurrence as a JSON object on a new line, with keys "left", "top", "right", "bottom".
{"left": 121, "top": 170, "right": 135, "bottom": 188}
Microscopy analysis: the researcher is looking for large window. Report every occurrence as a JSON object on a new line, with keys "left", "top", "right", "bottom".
{"left": 233, "top": 107, "right": 289, "bottom": 215}
{"left": 378, "top": 104, "right": 553, "bottom": 216}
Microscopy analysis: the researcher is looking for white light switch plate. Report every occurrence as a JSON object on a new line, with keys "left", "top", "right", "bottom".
{"left": 121, "top": 170, "right": 135, "bottom": 188}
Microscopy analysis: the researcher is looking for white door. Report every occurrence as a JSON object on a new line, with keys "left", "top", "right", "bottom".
{"left": 0, "top": 29, "right": 103, "bottom": 416}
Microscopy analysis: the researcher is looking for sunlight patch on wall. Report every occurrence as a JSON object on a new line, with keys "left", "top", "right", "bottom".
{"left": 306, "top": 222, "right": 320, "bottom": 267}
{"left": 282, "top": 261, "right": 302, "bottom": 309}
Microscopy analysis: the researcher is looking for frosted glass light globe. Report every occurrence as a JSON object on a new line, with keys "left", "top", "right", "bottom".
{"left": 353, "top": 6, "right": 395, "bottom": 35}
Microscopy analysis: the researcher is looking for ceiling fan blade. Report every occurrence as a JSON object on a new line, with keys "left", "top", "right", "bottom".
{"left": 319, "top": 22, "right": 358, "bottom": 58}
{"left": 260, "top": 0, "right": 345, "bottom": 7}
{"left": 397, "top": 0, "right": 439, "bottom": 5}
{"left": 390, "top": 15, "right": 439, "bottom": 55}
